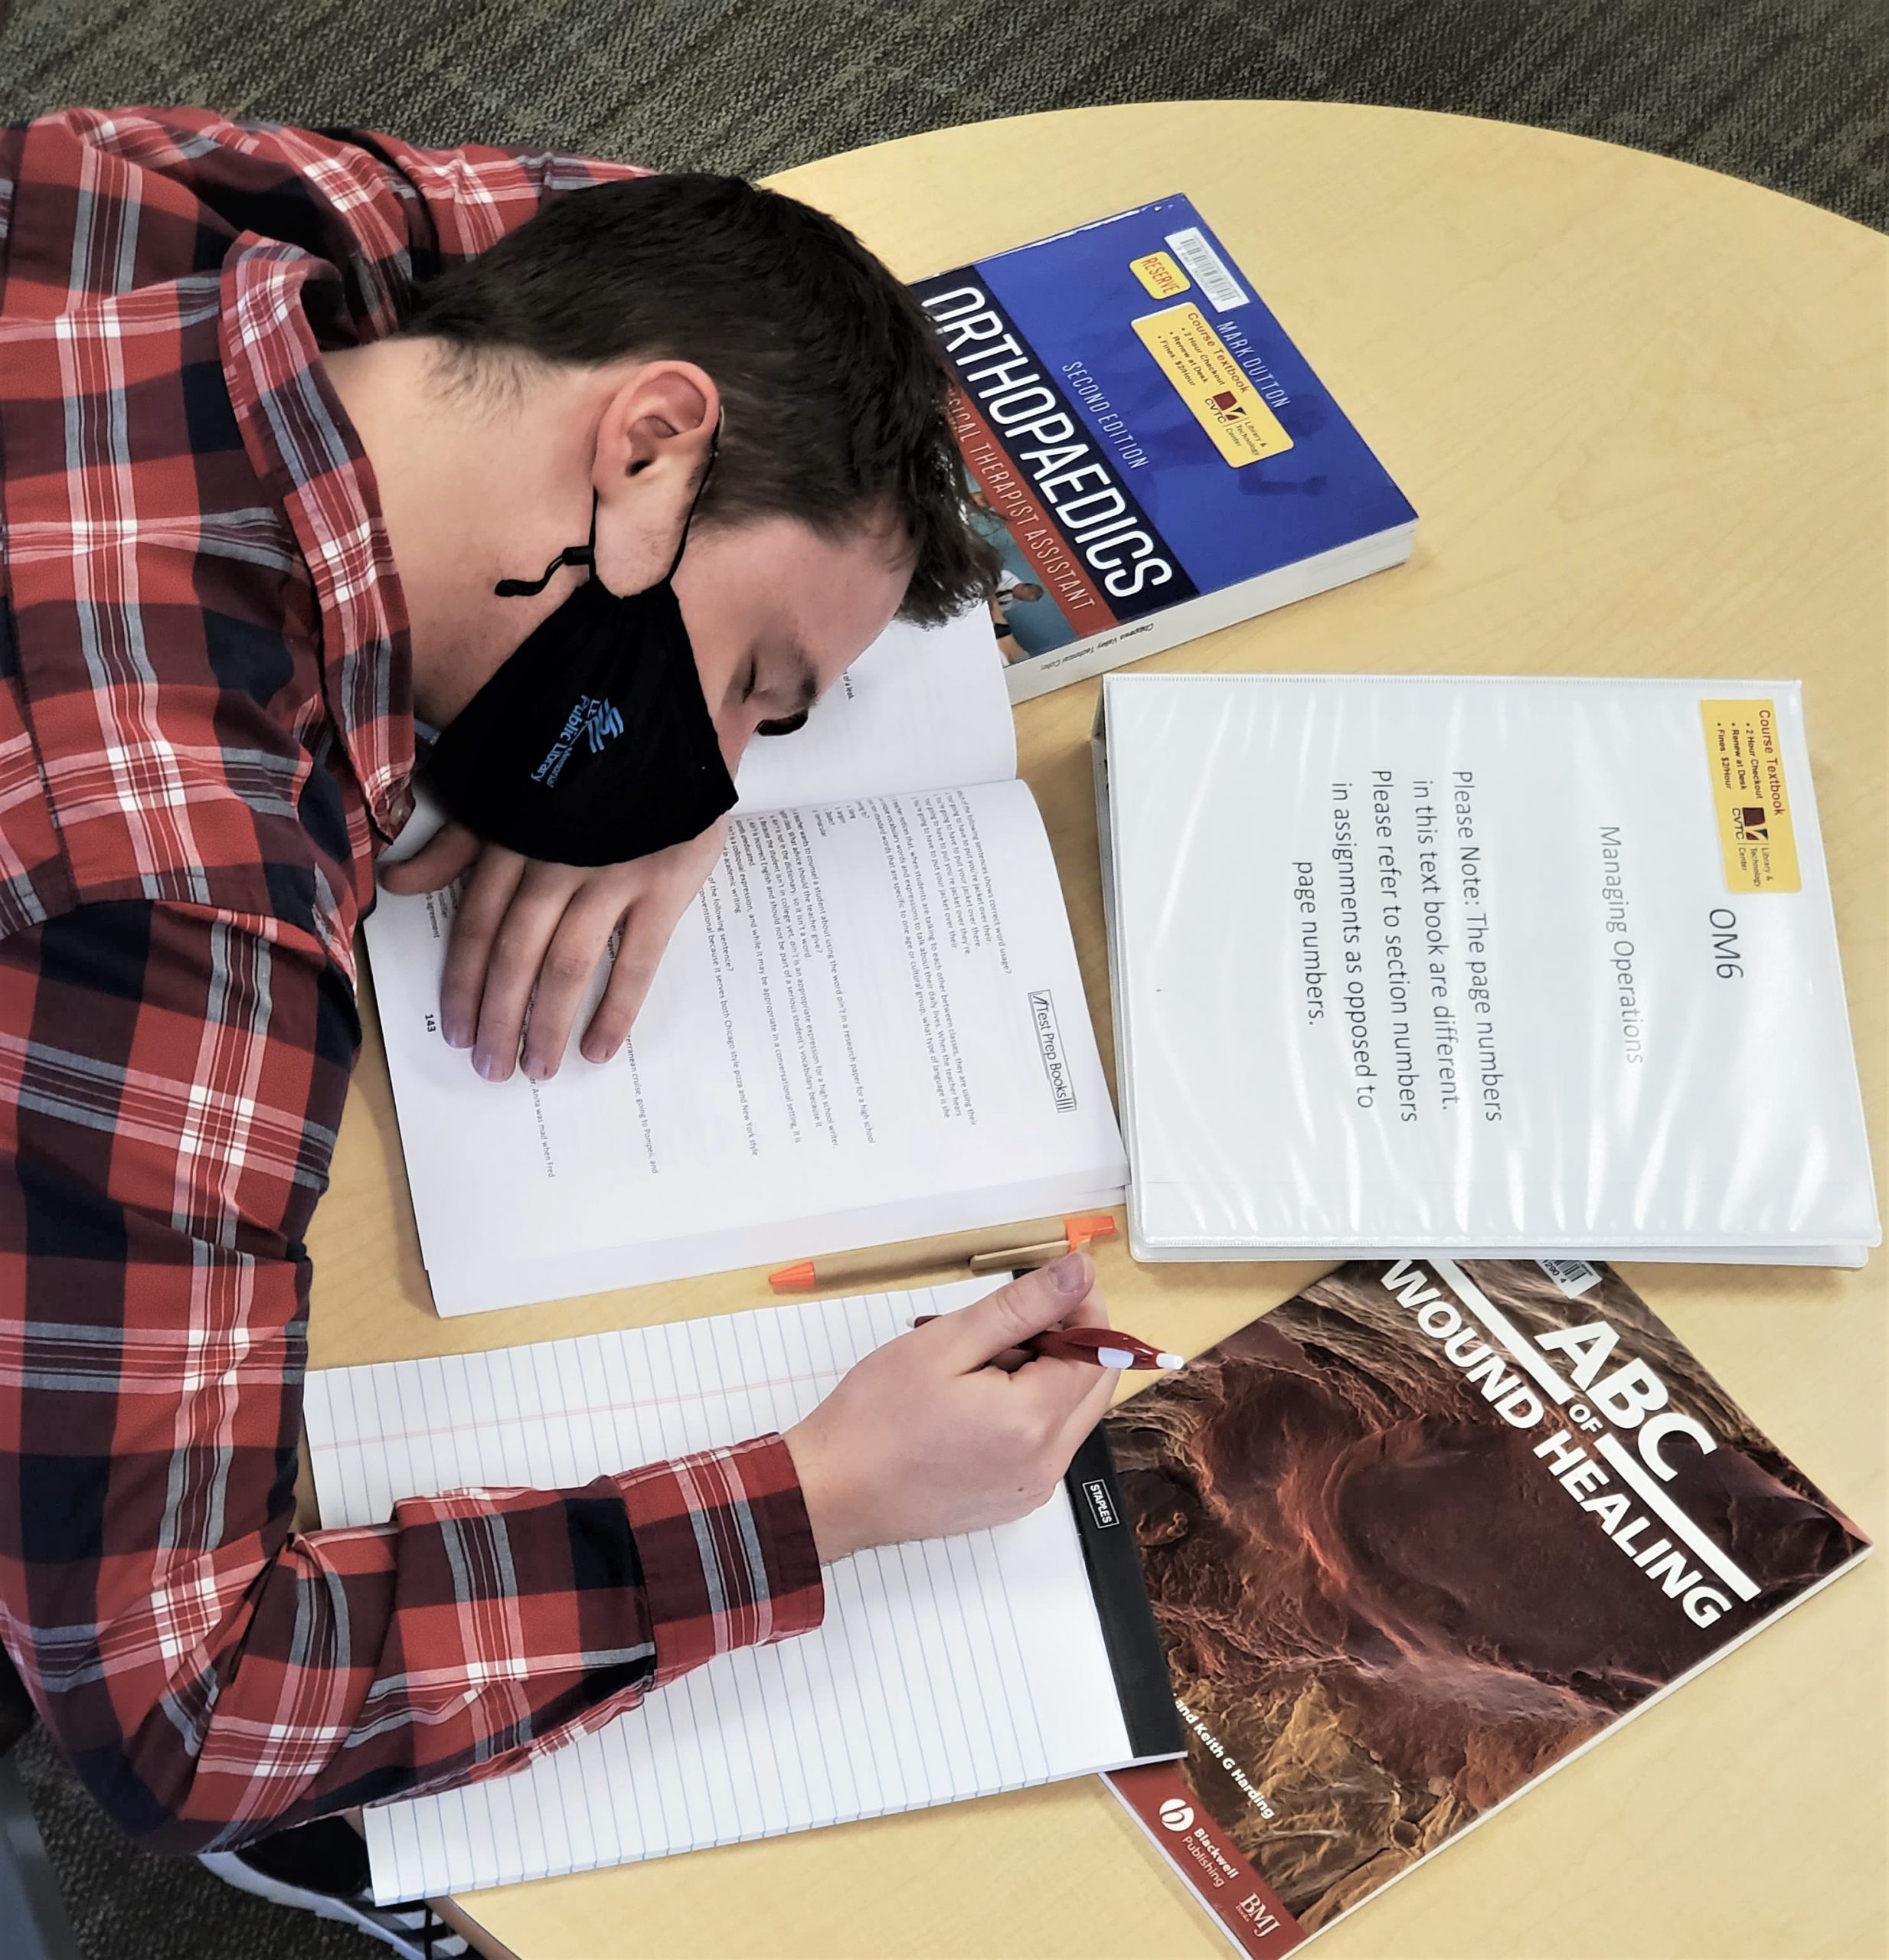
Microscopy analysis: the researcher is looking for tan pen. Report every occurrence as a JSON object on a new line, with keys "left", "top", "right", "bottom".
{"left": 767, "top": 1214, "right": 1116, "bottom": 1292}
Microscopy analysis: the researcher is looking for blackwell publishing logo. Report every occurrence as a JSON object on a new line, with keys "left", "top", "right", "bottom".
{"left": 1028, "top": 990, "right": 1078, "bottom": 1112}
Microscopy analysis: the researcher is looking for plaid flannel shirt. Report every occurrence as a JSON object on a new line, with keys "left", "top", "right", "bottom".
{"left": 0, "top": 107, "right": 822, "bottom": 1853}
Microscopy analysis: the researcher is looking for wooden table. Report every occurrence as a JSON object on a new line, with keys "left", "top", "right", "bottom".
{"left": 309, "top": 102, "right": 1888, "bottom": 1960}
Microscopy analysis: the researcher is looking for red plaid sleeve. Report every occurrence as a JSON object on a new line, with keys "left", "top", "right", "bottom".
{"left": 0, "top": 898, "right": 822, "bottom": 1851}
{"left": 2, "top": 108, "right": 642, "bottom": 336}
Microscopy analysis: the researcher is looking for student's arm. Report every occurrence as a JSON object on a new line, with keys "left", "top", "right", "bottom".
{"left": 8, "top": 107, "right": 642, "bottom": 336}
{"left": 0, "top": 899, "right": 822, "bottom": 1853}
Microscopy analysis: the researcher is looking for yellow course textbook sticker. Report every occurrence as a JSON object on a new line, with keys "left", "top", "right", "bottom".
{"left": 1700, "top": 698, "right": 1801, "bottom": 893}
{"left": 1129, "top": 250, "right": 1190, "bottom": 299}
{"left": 1132, "top": 302, "right": 1292, "bottom": 467}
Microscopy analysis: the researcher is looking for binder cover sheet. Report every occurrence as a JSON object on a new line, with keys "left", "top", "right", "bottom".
{"left": 1101, "top": 675, "right": 1877, "bottom": 1262}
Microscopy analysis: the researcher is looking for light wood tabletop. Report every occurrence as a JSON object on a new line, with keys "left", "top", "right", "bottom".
{"left": 308, "top": 101, "right": 1888, "bottom": 1960}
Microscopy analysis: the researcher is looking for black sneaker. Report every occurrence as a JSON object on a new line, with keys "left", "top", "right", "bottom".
{"left": 198, "top": 1815, "right": 469, "bottom": 1960}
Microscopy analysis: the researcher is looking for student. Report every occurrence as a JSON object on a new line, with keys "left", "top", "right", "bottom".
{"left": 0, "top": 109, "right": 1119, "bottom": 1955}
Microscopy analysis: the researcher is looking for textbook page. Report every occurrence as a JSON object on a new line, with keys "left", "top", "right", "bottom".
{"left": 302, "top": 1280, "right": 1151, "bottom": 1901}
{"left": 368, "top": 779, "right": 1123, "bottom": 1313}
{"left": 734, "top": 607, "right": 1016, "bottom": 815}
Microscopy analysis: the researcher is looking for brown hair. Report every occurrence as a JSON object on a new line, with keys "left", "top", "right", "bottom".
{"left": 405, "top": 172, "right": 996, "bottom": 624}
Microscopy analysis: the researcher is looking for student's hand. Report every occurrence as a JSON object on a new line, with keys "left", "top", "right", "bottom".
{"left": 783, "top": 1254, "right": 1119, "bottom": 1563}
{"left": 380, "top": 818, "right": 728, "bottom": 1080}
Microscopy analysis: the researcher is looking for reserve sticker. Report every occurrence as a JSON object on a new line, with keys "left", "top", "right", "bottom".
{"left": 1130, "top": 250, "right": 1190, "bottom": 300}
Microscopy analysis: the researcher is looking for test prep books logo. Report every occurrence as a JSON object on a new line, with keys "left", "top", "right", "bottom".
{"left": 1028, "top": 990, "right": 1079, "bottom": 1112}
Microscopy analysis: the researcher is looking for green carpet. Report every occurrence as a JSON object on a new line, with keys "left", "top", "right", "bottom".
{"left": 1, "top": 0, "right": 1884, "bottom": 225}
{"left": 2, "top": 2, "right": 1884, "bottom": 1956}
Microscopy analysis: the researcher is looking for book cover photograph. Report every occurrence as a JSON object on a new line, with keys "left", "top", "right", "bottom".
{"left": 910, "top": 196, "right": 1417, "bottom": 701}
{"left": 1103, "top": 1258, "right": 1870, "bottom": 1957}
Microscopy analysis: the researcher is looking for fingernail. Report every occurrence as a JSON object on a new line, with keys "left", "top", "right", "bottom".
{"left": 1048, "top": 1251, "right": 1090, "bottom": 1295}
{"left": 443, "top": 1018, "right": 470, "bottom": 1049}
{"left": 474, "top": 1050, "right": 503, "bottom": 1082}
{"left": 521, "top": 1055, "right": 549, "bottom": 1083}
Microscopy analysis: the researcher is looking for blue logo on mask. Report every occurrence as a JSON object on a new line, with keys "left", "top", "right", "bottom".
{"left": 531, "top": 694, "right": 627, "bottom": 788}
{"left": 583, "top": 701, "right": 625, "bottom": 753}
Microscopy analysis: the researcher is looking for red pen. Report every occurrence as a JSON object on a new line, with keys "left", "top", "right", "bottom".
{"left": 912, "top": 1315, "right": 1184, "bottom": 1371}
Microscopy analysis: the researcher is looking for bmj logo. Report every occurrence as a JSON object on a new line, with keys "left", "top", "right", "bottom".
{"left": 583, "top": 700, "right": 625, "bottom": 753}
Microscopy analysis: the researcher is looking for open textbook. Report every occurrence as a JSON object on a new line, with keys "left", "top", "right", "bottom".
{"left": 303, "top": 1278, "right": 1183, "bottom": 1902}
{"left": 367, "top": 611, "right": 1126, "bottom": 1315}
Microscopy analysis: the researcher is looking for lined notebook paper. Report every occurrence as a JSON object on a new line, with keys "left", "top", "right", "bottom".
{"left": 304, "top": 1279, "right": 1180, "bottom": 1903}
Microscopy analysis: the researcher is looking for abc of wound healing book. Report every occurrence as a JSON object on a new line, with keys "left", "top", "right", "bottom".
{"left": 910, "top": 197, "right": 1417, "bottom": 703}
{"left": 1104, "top": 1258, "right": 1871, "bottom": 1959}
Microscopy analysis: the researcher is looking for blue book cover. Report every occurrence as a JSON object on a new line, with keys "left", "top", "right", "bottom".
{"left": 912, "top": 197, "right": 1417, "bottom": 700}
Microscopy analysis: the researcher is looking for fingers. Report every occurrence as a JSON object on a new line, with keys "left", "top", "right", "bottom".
{"left": 438, "top": 845, "right": 526, "bottom": 1053}
{"left": 947, "top": 1257, "right": 1123, "bottom": 1460}
{"left": 519, "top": 889, "right": 630, "bottom": 1080}
{"left": 1049, "top": 1365, "right": 1122, "bottom": 1467}
{"left": 430, "top": 823, "right": 723, "bottom": 1081}
{"left": 980, "top": 1257, "right": 1112, "bottom": 1370}
{"left": 380, "top": 818, "right": 481, "bottom": 894}
{"left": 579, "top": 880, "right": 680, "bottom": 1061}
{"left": 936, "top": 1253, "right": 1103, "bottom": 1370}
{"left": 465, "top": 864, "right": 574, "bottom": 1082}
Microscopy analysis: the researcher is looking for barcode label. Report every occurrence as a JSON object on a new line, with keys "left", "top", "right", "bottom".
{"left": 1163, "top": 226, "right": 1249, "bottom": 312}
{"left": 1537, "top": 1258, "right": 1604, "bottom": 1298}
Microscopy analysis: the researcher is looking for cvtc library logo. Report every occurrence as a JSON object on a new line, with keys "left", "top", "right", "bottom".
{"left": 1159, "top": 1798, "right": 1195, "bottom": 1833}
{"left": 583, "top": 700, "right": 625, "bottom": 753}
{"left": 532, "top": 694, "right": 624, "bottom": 786}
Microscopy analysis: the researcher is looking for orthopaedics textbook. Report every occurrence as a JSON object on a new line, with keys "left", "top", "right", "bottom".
{"left": 910, "top": 197, "right": 1417, "bottom": 702}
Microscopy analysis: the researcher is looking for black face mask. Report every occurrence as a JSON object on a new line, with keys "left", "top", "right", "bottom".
{"left": 424, "top": 452, "right": 736, "bottom": 868}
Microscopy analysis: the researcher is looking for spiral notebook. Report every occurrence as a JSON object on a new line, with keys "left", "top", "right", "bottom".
{"left": 303, "top": 1279, "right": 1181, "bottom": 1903}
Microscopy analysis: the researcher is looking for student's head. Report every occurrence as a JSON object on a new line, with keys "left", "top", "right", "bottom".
{"left": 1012, "top": 581, "right": 1044, "bottom": 603}
{"left": 405, "top": 172, "right": 996, "bottom": 757}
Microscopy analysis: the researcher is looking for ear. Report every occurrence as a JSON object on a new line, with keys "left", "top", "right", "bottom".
{"left": 590, "top": 360, "right": 721, "bottom": 593}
